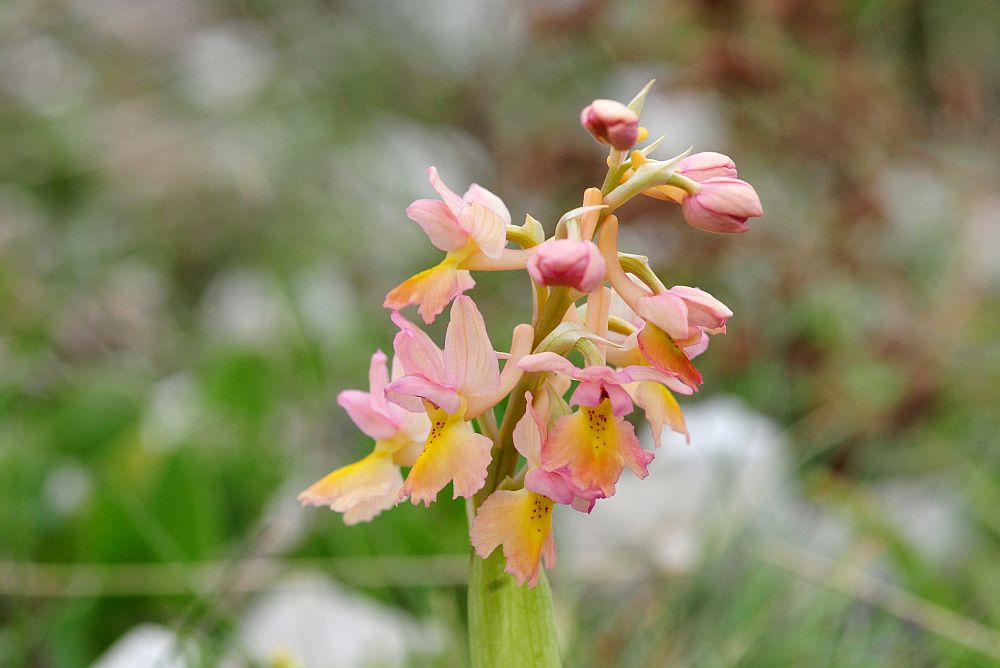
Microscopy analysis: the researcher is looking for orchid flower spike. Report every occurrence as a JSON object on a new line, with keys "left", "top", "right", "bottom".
{"left": 298, "top": 351, "right": 430, "bottom": 524}
{"left": 386, "top": 296, "right": 533, "bottom": 505}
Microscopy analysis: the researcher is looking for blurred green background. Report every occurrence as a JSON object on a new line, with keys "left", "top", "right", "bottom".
{"left": 2, "top": 0, "right": 1000, "bottom": 666}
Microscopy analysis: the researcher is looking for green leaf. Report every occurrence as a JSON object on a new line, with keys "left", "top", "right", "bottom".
{"left": 468, "top": 551, "right": 562, "bottom": 668}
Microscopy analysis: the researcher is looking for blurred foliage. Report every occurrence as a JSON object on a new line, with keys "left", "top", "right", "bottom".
{"left": 2, "top": 0, "right": 1000, "bottom": 665}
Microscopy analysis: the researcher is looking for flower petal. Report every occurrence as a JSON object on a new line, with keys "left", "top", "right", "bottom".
{"left": 298, "top": 450, "right": 402, "bottom": 525}
{"left": 621, "top": 365, "right": 695, "bottom": 396}
{"left": 400, "top": 407, "right": 492, "bottom": 505}
{"left": 427, "top": 166, "right": 466, "bottom": 216}
{"left": 385, "top": 374, "right": 462, "bottom": 415}
{"left": 627, "top": 380, "right": 689, "bottom": 447}
{"left": 367, "top": 350, "right": 391, "bottom": 414}
{"left": 470, "top": 489, "right": 556, "bottom": 587}
{"left": 634, "top": 293, "right": 690, "bottom": 341}
{"left": 338, "top": 389, "right": 398, "bottom": 440}
{"left": 384, "top": 263, "right": 475, "bottom": 325}
{"left": 458, "top": 202, "right": 507, "bottom": 259}
{"left": 542, "top": 399, "right": 651, "bottom": 498}
{"left": 517, "top": 351, "right": 579, "bottom": 376}
{"left": 512, "top": 394, "right": 543, "bottom": 465}
{"left": 666, "top": 286, "right": 732, "bottom": 332}
{"left": 406, "top": 199, "right": 468, "bottom": 252}
{"left": 444, "top": 295, "right": 500, "bottom": 398}
{"left": 463, "top": 183, "right": 511, "bottom": 225}
{"left": 524, "top": 467, "right": 575, "bottom": 506}
{"left": 390, "top": 310, "right": 446, "bottom": 383}
{"left": 636, "top": 322, "right": 703, "bottom": 390}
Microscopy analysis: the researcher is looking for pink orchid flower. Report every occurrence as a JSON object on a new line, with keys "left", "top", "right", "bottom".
{"left": 527, "top": 238, "right": 607, "bottom": 293}
{"left": 580, "top": 99, "right": 639, "bottom": 151}
{"left": 681, "top": 177, "right": 763, "bottom": 234}
{"left": 518, "top": 392, "right": 606, "bottom": 513}
{"left": 643, "top": 151, "right": 738, "bottom": 203}
{"left": 298, "top": 351, "right": 430, "bottom": 524}
{"left": 384, "top": 167, "right": 513, "bottom": 324}
{"left": 385, "top": 295, "right": 533, "bottom": 506}
{"left": 516, "top": 352, "right": 670, "bottom": 498}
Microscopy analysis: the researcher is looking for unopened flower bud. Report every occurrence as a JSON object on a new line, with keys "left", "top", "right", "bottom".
{"left": 580, "top": 99, "right": 639, "bottom": 151}
{"left": 528, "top": 239, "right": 606, "bottom": 293}
{"left": 681, "top": 177, "right": 762, "bottom": 233}
{"left": 676, "top": 152, "right": 737, "bottom": 181}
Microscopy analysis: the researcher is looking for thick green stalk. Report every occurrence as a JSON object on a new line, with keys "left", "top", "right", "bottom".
{"left": 468, "top": 551, "right": 561, "bottom": 668}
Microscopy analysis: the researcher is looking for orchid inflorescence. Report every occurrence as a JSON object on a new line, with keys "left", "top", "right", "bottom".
{"left": 300, "top": 83, "right": 763, "bottom": 587}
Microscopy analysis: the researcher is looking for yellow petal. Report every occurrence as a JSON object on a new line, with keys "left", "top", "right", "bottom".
{"left": 470, "top": 489, "right": 556, "bottom": 587}
{"left": 298, "top": 449, "right": 402, "bottom": 525}
{"left": 401, "top": 405, "right": 492, "bottom": 506}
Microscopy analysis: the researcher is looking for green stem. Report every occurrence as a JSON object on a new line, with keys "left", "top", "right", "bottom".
{"left": 468, "top": 551, "right": 561, "bottom": 667}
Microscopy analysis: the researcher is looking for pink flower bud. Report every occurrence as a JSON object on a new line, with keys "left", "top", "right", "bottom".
{"left": 676, "top": 152, "right": 737, "bottom": 181}
{"left": 527, "top": 239, "right": 606, "bottom": 293}
{"left": 681, "top": 177, "right": 763, "bottom": 233}
{"left": 580, "top": 99, "right": 639, "bottom": 151}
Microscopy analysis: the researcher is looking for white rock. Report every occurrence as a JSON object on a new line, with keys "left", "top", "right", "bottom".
{"left": 91, "top": 623, "right": 190, "bottom": 668}
{"left": 557, "top": 395, "right": 791, "bottom": 574}
{"left": 229, "top": 572, "right": 443, "bottom": 667}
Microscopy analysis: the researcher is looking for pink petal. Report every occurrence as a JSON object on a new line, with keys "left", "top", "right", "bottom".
{"left": 621, "top": 365, "right": 695, "bottom": 396}
{"left": 427, "top": 166, "right": 465, "bottom": 216}
{"left": 367, "top": 350, "right": 390, "bottom": 414}
{"left": 666, "top": 286, "right": 732, "bottom": 331}
{"left": 542, "top": 401, "right": 646, "bottom": 498}
{"left": 390, "top": 310, "right": 446, "bottom": 383}
{"left": 512, "top": 400, "right": 542, "bottom": 465}
{"left": 617, "top": 418, "right": 654, "bottom": 479}
{"left": 684, "top": 332, "right": 710, "bottom": 359}
{"left": 676, "top": 152, "right": 737, "bottom": 181}
{"left": 405, "top": 199, "right": 469, "bottom": 252}
{"left": 517, "top": 351, "right": 579, "bottom": 376}
{"left": 463, "top": 183, "right": 511, "bottom": 225}
{"left": 634, "top": 293, "right": 690, "bottom": 341}
{"left": 338, "top": 389, "right": 398, "bottom": 440}
{"left": 385, "top": 374, "right": 462, "bottom": 415}
{"left": 444, "top": 295, "right": 501, "bottom": 398}
{"left": 384, "top": 264, "right": 475, "bottom": 325}
{"left": 525, "top": 467, "right": 575, "bottom": 506}
{"left": 458, "top": 202, "right": 507, "bottom": 259}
